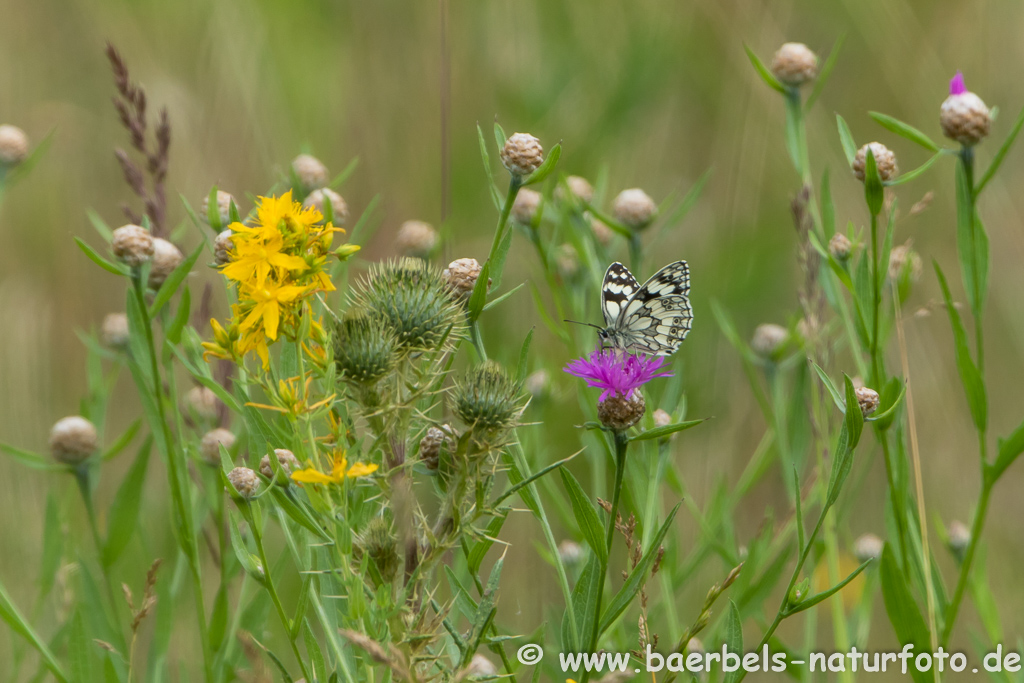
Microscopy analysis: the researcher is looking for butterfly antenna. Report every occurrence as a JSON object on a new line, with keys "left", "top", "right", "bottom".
{"left": 563, "top": 319, "right": 603, "bottom": 330}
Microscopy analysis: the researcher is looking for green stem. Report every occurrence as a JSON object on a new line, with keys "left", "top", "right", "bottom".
{"left": 74, "top": 469, "right": 124, "bottom": 640}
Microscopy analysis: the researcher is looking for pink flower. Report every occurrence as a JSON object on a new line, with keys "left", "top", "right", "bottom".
{"left": 563, "top": 348, "right": 672, "bottom": 401}
{"left": 950, "top": 71, "right": 967, "bottom": 96}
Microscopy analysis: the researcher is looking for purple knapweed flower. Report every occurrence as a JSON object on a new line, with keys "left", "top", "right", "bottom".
{"left": 949, "top": 71, "right": 967, "bottom": 96}
{"left": 563, "top": 348, "right": 672, "bottom": 401}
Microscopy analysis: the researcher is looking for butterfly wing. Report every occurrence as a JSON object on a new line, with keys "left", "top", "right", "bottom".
{"left": 617, "top": 260, "right": 692, "bottom": 355}
{"left": 601, "top": 262, "right": 640, "bottom": 327}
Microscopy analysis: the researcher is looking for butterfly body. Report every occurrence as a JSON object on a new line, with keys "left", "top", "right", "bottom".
{"left": 598, "top": 261, "right": 692, "bottom": 356}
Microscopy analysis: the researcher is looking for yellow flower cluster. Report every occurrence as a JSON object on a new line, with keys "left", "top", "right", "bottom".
{"left": 203, "top": 191, "right": 359, "bottom": 367}
{"left": 291, "top": 449, "right": 378, "bottom": 485}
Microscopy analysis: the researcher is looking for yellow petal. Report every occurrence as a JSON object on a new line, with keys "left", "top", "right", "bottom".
{"left": 346, "top": 462, "right": 379, "bottom": 478}
{"left": 290, "top": 468, "right": 335, "bottom": 485}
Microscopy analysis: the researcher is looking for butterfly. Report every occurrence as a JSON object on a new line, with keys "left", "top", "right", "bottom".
{"left": 597, "top": 261, "right": 692, "bottom": 356}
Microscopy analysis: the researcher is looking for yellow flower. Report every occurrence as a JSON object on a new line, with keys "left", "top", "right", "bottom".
{"left": 221, "top": 231, "right": 308, "bottom": 286}
{"left": 239, "top": 281, "right": 309, "bottom": 340}
{"left": 290, "top": 450, "right": 378, "bottom": 485}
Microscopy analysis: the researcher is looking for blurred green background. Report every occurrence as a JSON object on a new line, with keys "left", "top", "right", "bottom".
{"left": 2, "top": 0, "right": 1024, "bottom": 673}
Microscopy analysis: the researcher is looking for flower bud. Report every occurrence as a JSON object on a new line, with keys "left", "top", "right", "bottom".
{"left": 888, "top": 243, "right": 922, "bottom": 282}
{"left": 418, "top": 425, "right": 453, "bottom": 470}
{"left": 558, "top": 539, "right": 585, "bottom": 566}
{"left": 0, "top": 124, "right": 30, "bottom": 166}
{"left": 653, "top": 409, "right": 672, "bottom": 428}
{"left": 852, "top": 142, "right": 898, "bottom": 182}
{"left": 940, "top": 72, "right": 991, "bottom": 146}
{"left": 511, "top": 187, "right": 542, "bottom": 225}
{"left": 112, "top": 224, "right": 155, "bottom": 268}
{"left": 598, "top": 391, "right": 646, "bottom": 431}
{"left": 467, "top": 654, "right": 498, "bottom": 677}
{"left": 443, "top": 257, "right": 484, "bottom": 298}
{"left": 200, "top": 428, "right": 236, "bottom": 465}
{"left": 49, "top": 416, "right": 98, "bottom": 464}
{"left": 227, "top": 466, "right": 260, "bottom": 500}
{"left": 148, "top": 238, "right": 184, "bottom": 289}
{"left": 260, "top": 449, "right": 300, "bottom": 480}
{"left": 101, "top": 312, "right": 130, "bottom": 349}
{"left": 686, "top": 638, "right": 705, "bottom": 655}
{"left": 751, "top": 323, "right": 789, "bottom": 359}
{"left": 555, "top": 243, "right": 580, "bottom": 280}
{"left": 334, "top": 309, "right": 397, "bottom": 385}
{"left": 360, "top": 517, "right": 400, "bottom": 584}
{"left": 588, "top": 214, "right": 614, "bottom": 246}
{"left": 214, "top": 230, "right": 234, "bottom": 266}
{"left": 828, "top": 233, "right": 852, "bottom": 261}
{"left": 555, "top": 175, "right": 595, "bottom": 205}
{"left": 612, "top": 188, "right": 657, "bottom": 230}
{"left": 396, "top": 220, "right": 438, "bottom": 258}
{"left": 788, "top": 577, "right": 810, "bottom": 604}
{"left": 291, "top": 154, "right": 329, "bottom": 191}
{"left": 185, "top": 386, "right": 221, "bottom": 422}
{"left": 855, "top": 386, "right": 880, "bottom": 416}
{"left": 947, "top": 520, "right": 970, "bottom": 561}
{"left": 770, "top": 43, "right": 818, "bottom": 87}
{"left": 524, "top": 369, "right": 550, "bottom": 400}
{"left": 202, "top": 190, "right": 236, "bottom": 227}
{"left": 452, "top": 362, "right": 525, "bottom": 433}
{"left": 853, "top": 533, "right": 883, "bottom": 563}
{"left": 303, "top": 188, "right": 349, "bottom": 225}
{"left": 500, "top": 132, "right": 544, "bottom": 178}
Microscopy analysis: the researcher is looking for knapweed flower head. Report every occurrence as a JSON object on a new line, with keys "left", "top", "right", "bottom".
{"left": 290, "top": 449, "right": 379, "bottom": 485}
{"left": 770, "top": 42, "right": 818, "bottom": 87}
{"left": 49, "top": 416, "right": 99, "bottom": 465}
{"left": 563, "top": 348, "right": 672, "bottom": 401}
{"left": 852, "top": 142, "right": 898, "bottom": 182}
{"left": 940, "top": 71, "right": 991, "bottom": 146}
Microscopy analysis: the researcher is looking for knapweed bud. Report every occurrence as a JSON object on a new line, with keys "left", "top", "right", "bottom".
{"left": 467, "top": 654, "right": 497, "bottom": 677}
{"left": 853, "top": 533, "right": 884, "bottom": 563}
{"left": 418, "top": 425, "right": 453, "bottom": 470}
{"left": 888, "top": 242, "right": 922, "bottom": 282}
{"left": 598, "top": 392, "right": 646, "bottom": 431}
{"left": 555, "top": 175, "right": 595, "bottom": 205}
{"left": 940, "top": 72, "right": 991, "bottom": 146}
{"left": 185, "top": 386, "right": 221, "bottom": 422}
{"left": 49, "top": 416, "right": 98, "bottom": 464}
{"left": 101, "top": 312, "right": 130, "bottom": 349}
{"left": 588, "top": 214, "right": 614, "bottom": 246}
{"left": 200, "top": 428, "right": 236, "bottom": 465}
{"left": 303, "top": 188, "right": 349, "bottom": 225}
{"left": 395, "top": 220, "right": 438, "bottom": 258}
{"left": 111, "top": 224, "right": 154, "bottom": 268}
{"left": 855, "top": 386, "right": 880, "bottom": 416}
{"left": 612, "top": 188, "right": 657, "bottom": 230}
{"left": 653, "top": 408, "right": 672, "bottom": 428}
{"left": 686, "top": 638, "right": 705, "bottom": 656}
{"left": 443, "top": 257, "right": 484, "bottom": 298}
{"left": 227, "top": 467, "right": 260, "bottom": 500}
{"left": 558, "top": 539, "right": 585, "bottom": 566}
{"left": 828, "top": 233, "right": 853, "bottom": 261}
{"left": 0, "top": 124, "right": 30, "bottom": 166}
{"left": 291, "top": 154, "right": 329, "bottom": 191}
{"left": 148, "top": 238, "right": 184, "bottom": 289}
{"left": 751, "top": 323, "right": 789, "bottom": 359}
{"left": 452, "top": 362, "right": 525, "bottom": 433}
{"left": 947, "top": 520, "right": 970, "bottom": 561}
{"left": 524, "top": 369, "right": 550, "bottom": 400}
{"left": 852, "top": 142, "right": 898, "bottom": 182}
{"left": 500, "top": 132, "right": 544, "bottom": 178}
{"left": 202, "top": 190, "right": 236, "bottom": 227}
{"left": 555, "top": 243, "right": 581, "bottom": 280}
{"left": 214, "top": 229, "right": 234, "bottom": 266}
{"left": 334, "top": 309, "right": 397, "bottom": 384}
{"left": 511, "top": 187, "right": 542, "bottom": 225}
{"left": 770, "top": 43, "right": 818, "bottom": 87}
{"left": 259, "top": 449, "right": 300, "bottom": 480}
{"left": 361, "top": 517, "right": 400, "bottom": 583}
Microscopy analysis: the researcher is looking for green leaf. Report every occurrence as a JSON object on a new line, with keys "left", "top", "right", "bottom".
{"left": 103, "top": 436, "right": 152, "bottom": 566}
{"left": 477, "top": 123, "right": 502, "bottom": 210}
{"left": 886, "top": 151, "right": 942, "bottom": 186}
{"left": 976, "top": 103, "right": 1024, "bottom": 195}
{"left": 743, "top": 44, "right": 786, "bottom": 94}
{"left": 304, "top": 620, "right": 328, "bottom": 683}
{"left": 879, "top": 544, "right": 932, "bottom": 683}
{"left": 836, "top": 114, "right": 857, "bottom": 166}
{"left": 493, "top": 121, "right": 507, "bottom": 150}
{"left": 495, "top": 451, "right": 578, "bottom": 506}
{"left": 785, "top": 558, "right": 871, "bottom": 615}
{"left": 811, "top": 362, "right": 845, "bottom": 413}
{"left": 228, "top": 513, "right": 264, "bottom": 583}
{"left": 522, "top": 142, "right": 562, "bottom": 186}
{"left": 805, "top": 33, "right": 845, "bottom": 111}
{"left": 208, "top": 585, "right": 229, "bottom": 654}
{"left": 992, "top": 418, "right": 1024, "bottom": 479}
{"left": 467, "top": 511, "right": 509, "bottom": 574}
{"left": 863, "top": 147, "right": 884, "bottom": 215}
{"left": 561, "top": 554, "right": 601, "bottom": 652}
{"left": 38, "top": 494, "right": 63, "bottom": 601}
{"left": 327, "top": 157, "right": 360, "bottom": 190}
{"left": 150, "top": 244, "right": 203, "bottom": 317}
{"left": 86, "top": 209, "right": 113, "bottom": 242}
{"left": 164, "top": 286, "right": 191, "bottom": 345}
{"left": 75, "top": 237, "right": 128, "bottom": 276}
{"left": 723, "top": 601, "right": 744, "bottom": 683}
{"left": 934, "top": 261, "right": 987, "bottom": 432}
{"left": 559, "top": 469, "right": 607, "bottom": 564}
{"left": 867, "top": 378, "right": 906, "bottom": 428}
{"left": 206, "top": 186, "right": 222, "bottom": 229}
{"left": 0, "top": 443, "right": 65, "bottom": 471}
{"left": 821, "top": 169, "right": 835, "bottom": 236}
{"left": 630, "top": 419, "right": 706, "bottom": 442}
{"left": 954, "top": 161, "right": 987, "bottom": 315}
{"left": 467, "top": 260, "right": 491, "bottom": 322}
{"left": 868, "top": 112, "right": 940, "bottom": 151}
{"left": 481, "top": 281, "right": 524, "bottom": 313}
{"left": 270, "top": 488, "right": 334, "bottom": 543}
{"left": 515, "top": 328, "right": 534, "bottom": 383}
{"left": 825, "top": 375, "right": 863, "bottom": 509}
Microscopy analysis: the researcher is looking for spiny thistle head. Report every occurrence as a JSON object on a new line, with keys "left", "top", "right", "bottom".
{"left": 770, "top": 43, "right": 818, "bottom": 86}
{"left": 0, "top": 124, "right": 30, "bottom": 166}
{"left": 500, "top": 132, "right": 544, "bottom": 178}
{"left": 200, "top": 428, "right": 236, "bottom": 465}
{"left": 360, "top": 517, "right": 400, "bottom": 584}
{"left": 202, "top": 190, "right": 237, "bottom": 227}
{"left": 451, "top": 361, "right": 525, "bottom": 433}
{"left": 227, "top": 466, "right": 260, "bottom": 500}
{"left": 303, "top": 188, "right": 349, "bottom": 225}
{"left": 260, "top": 449, "right": 300, "bottom": 481}
{"left": 941, "top": 72, "right": 991, "bottom": 146}
{"left": 395, "top": 220, "right": 438, "bottom": 259}
{"left": 852, "top": 142, "right": 898, "bottom": 182}
{"left": 353, "top": 258, "right": 464, "bottom": 352}
{"left": 333, "top": 308, "right": 397, "bottom": 384}
{"left": 291, "top": 153, "right": 329, "bottom": 192}
{"left": 101, "top": 312, "right": 130, "bottom": 350}
{"left": 49, "top": 416, "right": 98, "bottom": 465}
{"left": 613, "top": 188, "right": 657, "bottom": 230}
{"left": 149, "top": 238, "right": 184, "bottom": 289}
{"left": 512, "top": 188, "right": 542, "bottom": 225}
{"left": 112, "top": 224, "right": 154, "bottom": 268}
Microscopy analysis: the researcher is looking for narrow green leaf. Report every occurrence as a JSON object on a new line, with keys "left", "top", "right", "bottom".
{"left": 467, "top": 511, "right": 509, "bottom": 574}
{"left": 811, "top": 362, "right": 845, "bottom": 413}
{"left": 869, "top": 112, "right": 940, "bottom": 151}
{"left": 863, "top": 148, "right": 884, "bottom": 215}
{"left": 75, "top": 237, "right": 128, "bottom": 276}
{"left": 207, "top": 585, "right": 229, "bottom": 654}
{"left": 743, "top": 44, "right": 786, "bottom": 94}
{"left": 477, "top": 123, "right": 502, "bottom": 210}
{"left": 559, "top": 469, "right": 607, "bottom": 564}
{"left": 270, "top": 488, "right": 333, "bottom": 543}
{"left": 879, "top": 544, "right": 932, "bottom": 683}
{"left": 821, "top": 169, "right": 835, "bottom": 236}
{"left": 38, "top": 494, "right": 63, "bottom": 601}
{"left": 562, "top": 554, "right": 601, "bottom": 652}
{"left": 805, "top": 33, "right": 845, "bottom": 111}
{"left": 164, "top": 286, "right": 191, "bottom": 345}
{"left": 481, "top": 282, "right": 525, "bottom": 313}
{"left": 0, "top": 443, "right": 65, "bottom": 471}
{"left": 467, "top": 260, "right": 491, "bottom": 322}
{"left": 149, "top": 244, "right": 203, "bottom": 317}
{"left": 327, "top": 157, "right": 360, "bottom": 190}
{"left": 523, "top": 142, "right": 561, "bottom": 186}
{"left": 304, "top": 620, "right": 328, "bottom": 683}
{"left": 886, "top": 151, "right": 942, "bottom": 186}
{"left": 630, "top": 419, "right": 706, "bottom": 442}
{"left": 954, "top": 162, "right": 985, "bottom": 314}
{"left": 103, "top": 436, "right": 153, "bottom": 566}
{"left": 86, "top": 209, "right": 113, "bottom": 242}
{"left": 836, "top": 114, "right": 857, "bottom": 165}
{"left": 493, "top": 121, "right": 507, "bottom": 150}
{"left": 934, "top": 261, "right": 987, "bottom": 432}
{"left": 786, "top": 558, "right": 872, "bottom": 615}
{"left": 495, "top": 451, "right": 578, "bottom": 506}
{"left": 993, "top": 418, "right": 1024, "bottom": 479}
{"left": 515, "top": 328, "right": 534, "bottom": 383}
{"left": 723, "top": 601, "right": 744, "bottom": 683}
{"left": 976, "top": 103, "right": 1024, "bottom": 195}
{"left": 867, "top": 379, "right": 906, "bottom": 428}
{"left": 206, "top": 186, "right": 222, "bottom": 229}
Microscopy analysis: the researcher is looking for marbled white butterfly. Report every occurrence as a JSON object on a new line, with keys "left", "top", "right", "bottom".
{"left": 598, "top": 261, "right": 692, "bottom": 356}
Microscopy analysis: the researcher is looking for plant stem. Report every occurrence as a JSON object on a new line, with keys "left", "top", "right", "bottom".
{"left": 74, "top": 468, "right": 125, "bottom": 641}
{"left": 942, "top": 464, "right": 992, "bottom": 647}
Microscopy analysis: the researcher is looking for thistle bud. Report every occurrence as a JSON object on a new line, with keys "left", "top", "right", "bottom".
{"left": 227, "top": 466, "right": 260, "bottom": 500}
{"left": 148, "top": 238, "right": 184, "bottom": 289}
{"left": 418, "top": 425, "right": 453, "bottom": 470}
{"left": 360, "top": 517, "right": 400, "bottom": 584}
{"left": 855, "top": 386, "right": 880, "bottom": 417}
{"left": 200, "top": 428, "right": 236, "bottom": 465}
{"left": 443, "top": 257, "right": 484, "bottom": 298}
{"left": 0, "top": 124, "right": 30, "bottom": 166}
{"left": 452, "top": 361, "right": 525, "bottom": 433}
{"left": 202, "top": 190, "right": 236, "bottom": 227}
{"left": 49, "top": 416, "right": 98, "bottom": 465}
{"left": 558, "top": 539, "right": 585, "bottom": 566}
{"left": 303, "top": 188, "right": 349, "bottom": 225}
{"left": 101, "top": 312, "right": 130, "bottom": 350}
{"left": 334, "top": 308, "right": 397, "bottom": 384}
{"left": 947, "top": 520, "right": 970, "bottom": 562}
{"left": 940, "top": 72, "right": 991, "bottom": 146}
{"left": 769, "top": 43, "right": 818, "bottom": 87}
{"left": 500, "top": 132, "right": 544, "bottom": 178}
{"left": 467, "top": 654, "right": 497, "bottom": 677}
{"left": 828, "top": 233, "right": 852, "bottom": 261}
{"left": 598, "top": 392, "right": 646, "bottom": 431}
{"left": 214, "top": 230, "right": 234, "bottom": 266}
{"left": 395, "top": 220, "right": 438, "bottom": 258}
{"left": 111, "top": 224, "right": 155, "bottom": 268}
{"left": 612, "top": 188, "right": 657, "bottom": 230}
{"left": 653, "top": 409, "right": 672, "bottom": 428}
{"left": 511, "top": 188, "right": 542, "bottom": 225}
{"left": 852, "top": 142, "right": 898, "bottom": 182}
{"left": 185, "top": 386, "right": 221, "bottom": 422}
{"left": 555, "top": 175, "right": 595, "bottom": 205}
{"left": 853, "top": 533, "right": 884, "bottom": 563}
{"left": 291, "top": 154, "right": 329, "bottom": 191}
{"left": 259, "top": 449, "right": 300, "bottom": 480}
{"left": 751, "top": 323, "right": 789, "bottom": 359}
